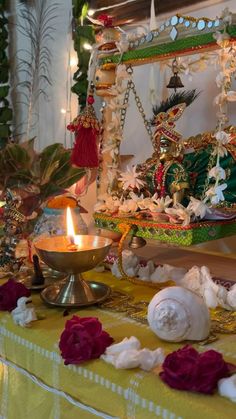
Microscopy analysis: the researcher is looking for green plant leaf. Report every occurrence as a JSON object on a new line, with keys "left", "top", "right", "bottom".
{"left": 0, "top": 85, "right": 9, "bottom": 97}
{"left": 39, "top": 143, "right": 64, "bottom": 178}
{"left": 3, "top": 143, "right": 31, "bottom": 171}
{"left": 0, "top": 123, "right": 10, "bottom": 138}
{"left": 0, "top": 107, "right": 12, "bottom": 123}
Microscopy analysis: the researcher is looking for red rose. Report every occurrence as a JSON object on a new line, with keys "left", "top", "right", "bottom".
{"left": 59, "top": 315, "right": 114, "bottom": 365}
{"left": 160, "top": 345, "right": 233, "bottom": 394}
{"left": 97, "top": 14, "right": 113, "bottom": 27}
{"left": 0, "top": 279, "right": 31, "bottom": 312}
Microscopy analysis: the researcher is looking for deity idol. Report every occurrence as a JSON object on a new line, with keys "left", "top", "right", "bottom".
{"left": 139, "top": 91, "right": 199, "bottom": 205}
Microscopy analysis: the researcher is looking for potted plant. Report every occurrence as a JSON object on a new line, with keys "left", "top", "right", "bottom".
{"left": 0, "top": 139, "right": 86, "bottom": 230}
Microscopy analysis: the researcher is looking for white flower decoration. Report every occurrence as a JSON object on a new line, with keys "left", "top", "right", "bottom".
{"left": 212, "top": 144, "right": 228, "bottom": 158}
{"left": 209, "top": 166, "right": 226, "bottom": 180}
{"left": 118, "top": 199, "right": 138, "bottom": 214}
{"left": 108, "top": 99, "right": 128, "bottom": 111}
{"left": 129, "top": 192, "right": 144, "bottom": 202}
{"left": 119, "top": 165, "right": 145, "bottom": 191}
{"left": 165, "top": 204, "right": 192, "bottom": 226}
{"left": 216, "top": 131, "right": 228, "bottom": 143}
{"left": 187, "top": 197, "right": 211, "bottom": 219}
{"left": 116, "top": 64, "right": 130, "bottom": 79}
{"left": 107, "top": 113, "right": 121, "bottom": 132}
{"left": 136, "top": 197, "right": 153, "bottom": 210}
{"left": 226, "top": 91, "right": 236, "bottom": 102}
{"left": 212, "top": 131, "right": 231, "bottom": 157}
{"left": 214, "top": 92, "right": 227, "bottom": 105}
{"left": 215, "top": 71, "right": 230, "bottom": 88}
{"left": 213, "top": 30, "right": 230, "bottom": 47}
{"left": 94, "top": 194, "right": 121, "bottom": 214}
{"left": 149, "top": 195, "right": 173, "bottom": 213}
{"left": 221, "top": 8, "right": 233, "bottom": 25}
{"left": 205, "top": 183, "right": 227, "bottom": 204}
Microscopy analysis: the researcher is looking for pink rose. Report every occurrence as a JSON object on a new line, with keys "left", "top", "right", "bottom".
{"left": 0, "top": 279, "right": 31, "bottom": 311}
{"left": 160, "top": 345, "right": 234, "bottom": 394}
{"left": 59, "top": 315, "right": 114, "bottom": 365}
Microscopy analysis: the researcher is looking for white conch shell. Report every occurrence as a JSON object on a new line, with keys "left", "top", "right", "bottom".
{"left": 147, "top": 286, "right": 210, "bottom": 342}
{"left": 218, "top": 374, "right": 236, "bottom": 402}
{"left": 11, "top": 297, "right": 37, "bottom": 327}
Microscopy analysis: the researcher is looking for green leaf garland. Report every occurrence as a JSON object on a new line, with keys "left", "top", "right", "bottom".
{"left": 0, "top": 0, "right": 12, "bottom": 149}
{"left": 72, "top": 1, "right": 94, "bottom": 109}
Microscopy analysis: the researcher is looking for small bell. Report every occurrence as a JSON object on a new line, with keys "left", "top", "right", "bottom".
{"left": 128, "top": 235, "right": 146, "bottom": 249}
{"left": 166, "top": 58, "right": 184, "bottom": 92}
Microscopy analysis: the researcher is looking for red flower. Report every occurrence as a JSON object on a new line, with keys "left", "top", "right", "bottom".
{"left": 67, "top": 123, "right": 76, "bottom": 132}
{"left": 59, "top": 315, "right": 114, "bottom": 365}
{"left": 160, "top": 345, "right": 234, "bottom": 394}
{"left": 0, "top": 279, "right": 31, "bottom": 312}
{"left": 98, "top": 14, "right": 113, "bottom": 27}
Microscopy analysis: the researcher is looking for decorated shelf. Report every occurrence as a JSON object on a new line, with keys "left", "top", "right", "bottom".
{"left": 100, "top": 17, "right": 236, "bottom": 67}
{"left": 94, "top": 213, "right": 236, "bottom": 246}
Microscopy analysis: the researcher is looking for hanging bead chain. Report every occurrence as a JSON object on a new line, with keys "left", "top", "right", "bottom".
{"left": 152, "top": 161, "right": 173, "bottom": 197}
{"left": 120, "top": 67, "right": 153, "bottom": 145}
{"left": 96, "top": 101, "right": 106, "bottom": 194}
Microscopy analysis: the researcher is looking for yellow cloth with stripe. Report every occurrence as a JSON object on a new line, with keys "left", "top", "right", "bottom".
{"left": 0, "top": 270, "right": 235, "bottom": 419}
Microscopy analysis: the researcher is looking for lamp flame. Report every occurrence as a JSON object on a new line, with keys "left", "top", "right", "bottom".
{"left": 66, "top": 207, "right": 82, "bottom": 249}
{"left": 67, "top": 207, "right": 76, "bottom": 238}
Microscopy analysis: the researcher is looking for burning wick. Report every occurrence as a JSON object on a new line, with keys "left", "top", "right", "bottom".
{"left": 67, "top": 235, "right": 77, "bottom": 251}
{"left": 69, "top": 235, "right": 75, "bottom": 245}
{"left": 66, "top": 207, "right": 78, "bottom": 251}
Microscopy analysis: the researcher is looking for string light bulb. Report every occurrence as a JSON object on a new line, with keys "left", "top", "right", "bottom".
{"left": 87, "top": 9, "right": 95, "bottom": 16}
{"left": 70, "top": 56, "right": 78, "bottom": 67}
{"left": 60, "top": 108, "right": 67, "bottom": 114}
{"left": 83, "top": 42, "right": 92, "bottom": 51}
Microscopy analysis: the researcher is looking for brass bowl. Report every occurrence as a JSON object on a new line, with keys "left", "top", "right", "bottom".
{"left": 34, "top": 235, "right": 112, "bottom": 273}
{"left": 34, "top": 235, "right": 112, "bottom": 307}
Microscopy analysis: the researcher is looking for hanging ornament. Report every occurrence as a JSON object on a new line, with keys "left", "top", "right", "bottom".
{"left": 150, "top": 0, "right": 157, "bottom": 31}
{"left": 166, "top": 58, "right": 184, "bottom": 91}
{"left": 95, "top": 14, "right": 121, "bottom": 51}
{"left": 67, "top": 85, "right": 101, "bottom": 168}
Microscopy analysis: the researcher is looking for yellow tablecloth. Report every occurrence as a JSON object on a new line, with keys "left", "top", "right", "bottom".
{"left": 0, "top": 271, "right": 235, "bottom": 419}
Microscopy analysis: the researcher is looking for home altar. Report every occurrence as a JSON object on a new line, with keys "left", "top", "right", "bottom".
{"left": 1, "top": 6, "right": 236, "bottom": 419}
{"left": 91, "top": 11, "right": 236, "bottom": 247}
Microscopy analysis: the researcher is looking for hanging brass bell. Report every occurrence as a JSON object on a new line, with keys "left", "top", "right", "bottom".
{"left": 166, "top": 57, "right": 184, "bottom": 92}
{"left": 166, "top": 73, "right": 184, "bottom": 91}
{"left": 128, "top": 235, "right": 147, "bottom": 249}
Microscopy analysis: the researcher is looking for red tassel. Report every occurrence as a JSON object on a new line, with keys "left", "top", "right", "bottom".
{"left": 71, "top": 126, "right": 99, "bottom": 168}
{"left": 67, "top": 95, "right": 101, "bottom": 168}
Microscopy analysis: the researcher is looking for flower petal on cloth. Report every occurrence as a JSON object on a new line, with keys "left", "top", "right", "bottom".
{"left": 105, "top": 336, "right": 141, "bottom": 355}
{"left": 139, "top": 348, "right": 165, "bottom": 371}
{"left": 101, "top": 337, "right": 164, "bottom": 371}
{"left": 218, "top": 374, "right": 236, "bottom": 402}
